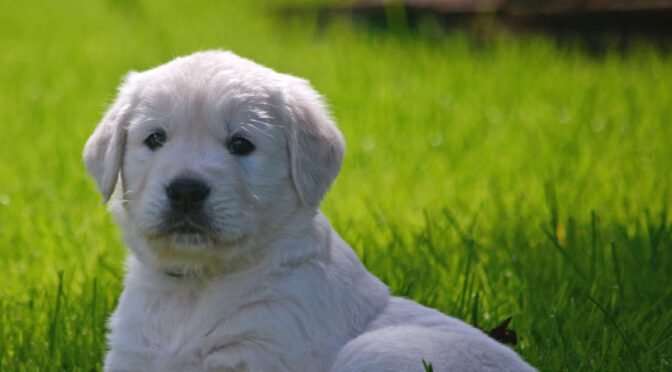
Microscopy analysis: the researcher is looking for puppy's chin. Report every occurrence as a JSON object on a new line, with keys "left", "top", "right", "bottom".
{"left": 126, "top": 229, "right": 261, "bottom": 277}
{"left": 167, "top": 232, "right": 215, "bottom": 250}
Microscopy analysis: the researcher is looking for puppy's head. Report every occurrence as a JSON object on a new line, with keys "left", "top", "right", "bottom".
{"left": 83, "top": 51, "right": 344, "bottom": 271}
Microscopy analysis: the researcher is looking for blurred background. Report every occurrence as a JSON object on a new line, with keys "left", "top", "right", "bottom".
{"left": 299, "top": 0, "right": 672, "bottom": 50}
{"left": 1, "top": 1, "right": 671, "bottom": 371}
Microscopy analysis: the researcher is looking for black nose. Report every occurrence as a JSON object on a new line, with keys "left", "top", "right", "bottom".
{"left": 166, "top": 178, "right": 210, "bottom": 212}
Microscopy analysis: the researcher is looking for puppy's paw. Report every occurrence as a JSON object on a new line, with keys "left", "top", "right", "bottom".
{"left": 203, "top": 347, "right": 249, "bottom": 372}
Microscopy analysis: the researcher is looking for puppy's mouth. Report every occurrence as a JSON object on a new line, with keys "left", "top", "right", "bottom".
{"left": 143, "top": 208, "right": 249, "bottom": 247}
{"left": 166, "top": 223, "right": 204, "bottom": 235}
{"left": 156, "top": 212, "right": 215, "bottom": 238}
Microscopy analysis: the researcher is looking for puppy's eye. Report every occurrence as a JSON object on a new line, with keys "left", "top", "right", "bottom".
{"left": 144, "top": 130, "right": 166, "bottom": 150}
{"left": 228, "top": 136, "right": 255, "bottom": 156}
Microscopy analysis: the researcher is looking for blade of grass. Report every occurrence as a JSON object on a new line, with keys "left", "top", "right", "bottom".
{"left": 48, "top": 271, "right": 64, "bottom": 357}
{"left": 583, "top": 291, "right": 642, "bottom": 372}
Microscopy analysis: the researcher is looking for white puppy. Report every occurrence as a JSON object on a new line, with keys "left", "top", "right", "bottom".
{"left": 84, "top": 51, "right": 536, "bottom": 372}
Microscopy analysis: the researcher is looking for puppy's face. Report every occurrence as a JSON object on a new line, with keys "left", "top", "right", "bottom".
{"left": 123, "top": 84, "right": 289, "bottom": 250}
{"left": 84, "top": 51, "right": 345, "bottom": 270}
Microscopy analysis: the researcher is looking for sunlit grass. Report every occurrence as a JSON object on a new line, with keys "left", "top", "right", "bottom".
{"left": 1, "top": 1, "right": 670, "bottom": 370}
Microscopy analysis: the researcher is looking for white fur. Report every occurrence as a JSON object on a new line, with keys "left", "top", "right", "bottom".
{"left": 84, "top": 51, "right": 536, "bottom": 372}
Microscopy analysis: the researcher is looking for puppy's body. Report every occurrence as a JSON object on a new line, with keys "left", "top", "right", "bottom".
{"left": 85, "top": 51, "right": 535, "bottom": 371}
{"left": 106, "top": 213, "right": 388, "bottom": 371}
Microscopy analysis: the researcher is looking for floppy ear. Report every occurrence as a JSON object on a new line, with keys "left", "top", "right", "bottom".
{"left": 83, "top": 73, "right": 138, "bottom": 203}
{"left": 284, "top": 79, "right": 346, "bottom": 208}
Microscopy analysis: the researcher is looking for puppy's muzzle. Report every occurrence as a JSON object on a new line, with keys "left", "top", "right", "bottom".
{"left": 166, "top": 178, "right": 210, "bottom": 213}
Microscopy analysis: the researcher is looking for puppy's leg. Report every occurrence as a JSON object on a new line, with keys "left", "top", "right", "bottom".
{"left": 329, "top": 325, "right": 536, "bottom": 372}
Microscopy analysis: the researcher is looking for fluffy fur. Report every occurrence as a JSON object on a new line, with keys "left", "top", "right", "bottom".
{"left": 83, "top": 50, "right": 536, "bottom": 372}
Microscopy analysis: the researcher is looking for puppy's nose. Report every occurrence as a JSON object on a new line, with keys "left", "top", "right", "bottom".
{"left": 166, "top": 178, "right": 210, "bottom": 212}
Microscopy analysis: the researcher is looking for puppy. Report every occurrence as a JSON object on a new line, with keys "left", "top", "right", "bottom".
{"left": 84, "top": 51, "right": 536, "bottom": 372}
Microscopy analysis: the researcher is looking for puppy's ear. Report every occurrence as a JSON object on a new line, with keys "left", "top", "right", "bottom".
{"left": 83, "top": 72, "right": 138, "bottom": 203}
{"left": 283, "top": 79, "right": 345, "bottom": 208}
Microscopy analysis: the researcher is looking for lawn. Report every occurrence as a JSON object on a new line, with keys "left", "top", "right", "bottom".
{"left": 1, "top": 1, "right": 671, "bottom": 371}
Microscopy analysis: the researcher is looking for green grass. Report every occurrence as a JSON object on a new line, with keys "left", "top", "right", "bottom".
{"left": 1, "top": 1, "right": 671, "bottom": 370}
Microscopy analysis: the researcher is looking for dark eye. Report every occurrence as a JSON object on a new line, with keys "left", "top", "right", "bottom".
{"left": 144, "top": 130, "right": 166, "bottom": 150}
{"left": 228, "top": 136, "right": 255, "bottom": 156}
